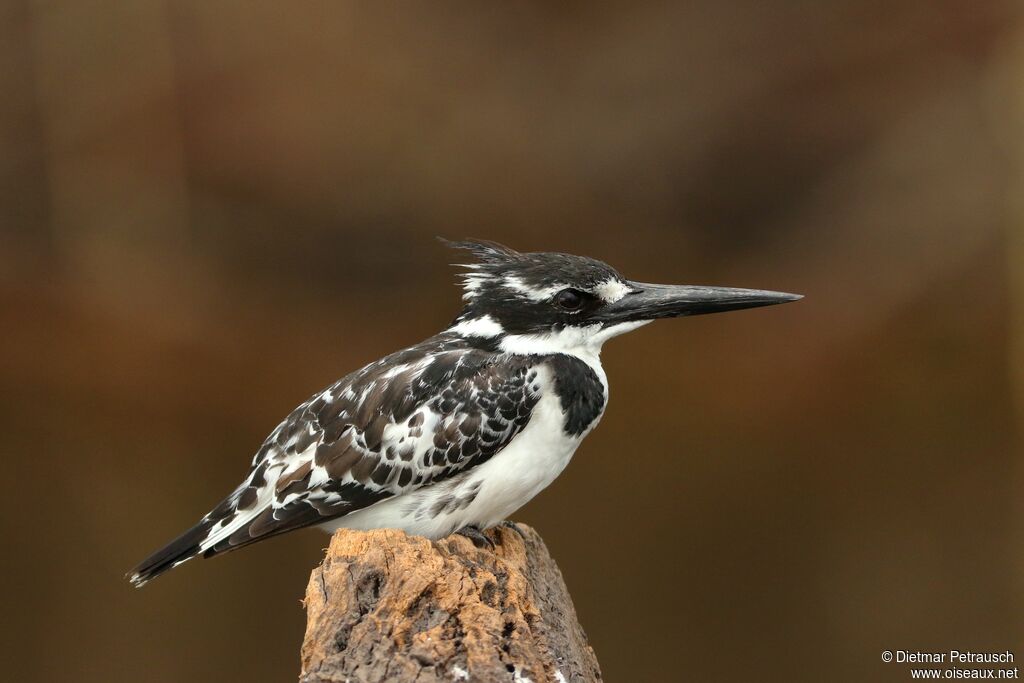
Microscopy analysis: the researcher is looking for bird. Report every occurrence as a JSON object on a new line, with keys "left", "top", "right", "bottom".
{"left": 128, "top": 240, "right": 801, "bottom": 586}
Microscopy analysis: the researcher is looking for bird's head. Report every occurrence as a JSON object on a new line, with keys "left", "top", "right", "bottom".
{"left": 444, "top": 239, "right": 801, "bottom": 356}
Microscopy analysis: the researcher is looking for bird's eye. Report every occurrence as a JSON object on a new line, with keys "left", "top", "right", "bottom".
{"left": 554, "top": 288, "right": 585, "bottom": 311}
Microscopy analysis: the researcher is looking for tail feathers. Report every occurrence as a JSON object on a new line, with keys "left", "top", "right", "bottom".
{"left": 128, "top": 491, "right": 340, "bottom": 587}
{"left": 127, "top": 517, "right": 217, "bottom": 588}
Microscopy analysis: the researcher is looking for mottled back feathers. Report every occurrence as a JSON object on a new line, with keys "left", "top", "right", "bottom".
{"left": 129, "top": 331, "right": 610, "bottom": 584}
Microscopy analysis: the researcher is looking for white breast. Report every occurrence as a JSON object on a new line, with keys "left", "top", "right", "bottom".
{"left": 319, "top": 364, "right": 599, "bottom": 538}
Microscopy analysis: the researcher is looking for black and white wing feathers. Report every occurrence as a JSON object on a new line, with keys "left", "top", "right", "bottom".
{"left": 128, "top": 340, "right": 542, "bottom": 585}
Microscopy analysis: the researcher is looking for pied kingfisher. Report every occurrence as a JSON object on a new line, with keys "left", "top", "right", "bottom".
{"left": 129, "top": 240, "right": 800, "bottom": 586}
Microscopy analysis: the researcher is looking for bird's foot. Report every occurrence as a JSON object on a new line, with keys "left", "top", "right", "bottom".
{"left": 497, "top": 520, "right": 528, "bottom": 541}
{"left": 455, "top": 525, "right": 495, "bottom": 549}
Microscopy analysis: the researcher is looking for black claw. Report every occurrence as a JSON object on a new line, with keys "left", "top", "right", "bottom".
{"left": 455, "top": 525, "right": 495, "bottom": 549}
{"left": 498, "top": 520, "right": 528, "bottom": 541}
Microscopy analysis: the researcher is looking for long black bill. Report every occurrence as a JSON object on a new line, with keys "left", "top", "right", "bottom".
{"left": 597, "top": 282, "right": 802, "bottom": 323}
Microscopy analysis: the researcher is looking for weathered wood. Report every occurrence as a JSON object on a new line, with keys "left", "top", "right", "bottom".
{"left": 300, "top": 524, "right": 602, "bottom": 683}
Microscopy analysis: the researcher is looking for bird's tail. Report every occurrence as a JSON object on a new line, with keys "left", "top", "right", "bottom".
{"left": 127, "top": 517, "right": 218, "bottom": 588}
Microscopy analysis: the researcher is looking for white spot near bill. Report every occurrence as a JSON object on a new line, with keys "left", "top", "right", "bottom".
{"left": 593, "top": 278, "right": 631, "bottom": 303}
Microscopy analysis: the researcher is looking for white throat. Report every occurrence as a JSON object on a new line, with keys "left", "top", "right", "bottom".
{"left": 498, "top": 321, "right": 650, "bottom": 365}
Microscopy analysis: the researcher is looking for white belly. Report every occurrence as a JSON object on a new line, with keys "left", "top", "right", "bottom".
{"left": 320, "top": 380, "right": 596, "bottom": 539}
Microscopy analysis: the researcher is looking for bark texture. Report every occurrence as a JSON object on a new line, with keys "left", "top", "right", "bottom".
{"left": 300, "top": 524, "right": 602, "bottom": 683}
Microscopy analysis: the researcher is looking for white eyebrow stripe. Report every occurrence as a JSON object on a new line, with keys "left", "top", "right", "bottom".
{"left": 503, "top": 275, "right": 566, "bottom": 301}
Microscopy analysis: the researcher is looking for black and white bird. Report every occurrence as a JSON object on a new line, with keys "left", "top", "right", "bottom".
{"left": 128, "top": 240, "right": 800, "bottom": 586}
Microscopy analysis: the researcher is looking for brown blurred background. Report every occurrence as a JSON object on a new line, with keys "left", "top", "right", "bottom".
{"left": 2, "top": 2, "right": 1023, "bottom": 681}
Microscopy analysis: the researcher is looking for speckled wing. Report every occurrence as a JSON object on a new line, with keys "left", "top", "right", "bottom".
{"left": 135, "top": 343, "right": 544, "bottom": 578}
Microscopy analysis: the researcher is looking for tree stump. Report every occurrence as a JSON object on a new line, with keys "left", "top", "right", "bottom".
{"left": 300, "top": 523, "right": 602, "bottom": 683}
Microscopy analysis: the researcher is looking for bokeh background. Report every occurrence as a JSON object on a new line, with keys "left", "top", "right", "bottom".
{"left": 3, "top": 2, "right": 1023, "bottom": 681}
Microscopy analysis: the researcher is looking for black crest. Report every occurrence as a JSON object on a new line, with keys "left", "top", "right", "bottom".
{"left": 443, "top": 238, "right": 627, "bottom": 335}
{"left": 442, "top": 238, "right": 522, "bottom": 265}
